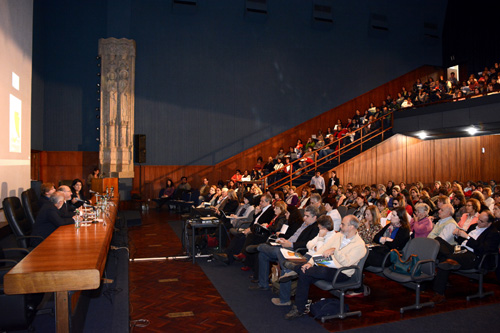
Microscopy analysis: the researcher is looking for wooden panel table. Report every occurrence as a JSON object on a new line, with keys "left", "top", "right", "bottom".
{"left": 4, "top": 202, "right": 117, "bottom": 333}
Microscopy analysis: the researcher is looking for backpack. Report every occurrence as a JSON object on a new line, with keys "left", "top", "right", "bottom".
{"left": 309, "top": 298, "right": 349, "bottom": 319}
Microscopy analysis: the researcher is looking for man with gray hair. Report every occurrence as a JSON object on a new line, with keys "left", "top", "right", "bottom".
{"left": 31, "top": 192, "right": 76, "bottom": 247}
{"left": 309, "top": 193, "right": 326, "bottom": 215}
{"left": 284, "top": 215, "right": 367, "bottom": 319}
{"left": 427, "top": 203, "right": 458, "bottom": 245}
{"left": 248, "top": 205, "right": 321, "bottom": 306}
{"left": 57, "top": 185, "right": 76, "bottom": 222}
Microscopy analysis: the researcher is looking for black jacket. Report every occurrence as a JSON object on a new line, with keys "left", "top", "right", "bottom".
{"left": 456, "top": 224, "right": 500, "bottom": 262}
{"left": 32, "top": 203, "right": 74, "bottom": 247}
{"left": 373, "top": 224, "right": 410, "bottom": 251}
{"left": 288, "top": 222, "right": 319, "bottom": 251}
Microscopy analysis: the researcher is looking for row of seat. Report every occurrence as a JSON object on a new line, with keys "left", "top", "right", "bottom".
{"left": 312, "top": 236, "right": 498, "bottom": 322}
{"left": 2, "top": 188, "right": 42, "bottom": 249}
{"left": 0, "top": 188, "right": 45, "bottom": 331}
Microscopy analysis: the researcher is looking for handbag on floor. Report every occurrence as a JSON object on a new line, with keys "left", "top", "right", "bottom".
{"left": 388, "top": 249, "right": 421, "bottom": 276}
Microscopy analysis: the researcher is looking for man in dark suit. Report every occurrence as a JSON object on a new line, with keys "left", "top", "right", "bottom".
{"left": 248, "top": 205, "right": 321, "bottom": 306}
{"left": 214, "top": 194, "right": 275, "bottom": 265}
{"left": 38, "top": 182, "right": 56, "bottom": 207}
{"left": 32, "top": 193, "right": 76, "bottom": 247}
{"left": 57, "top": 185, "right": 76, "bottom": 222}
{"left": 432, "top": 211, "right": 500, "bottom": 303}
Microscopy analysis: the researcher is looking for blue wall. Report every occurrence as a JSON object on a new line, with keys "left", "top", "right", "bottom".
{"left": 32, "top": 0, "right": 447, "bottom": 165}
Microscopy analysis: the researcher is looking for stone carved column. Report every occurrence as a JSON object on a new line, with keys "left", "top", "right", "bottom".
{"left": 98, "top": 38, "right": 136, "bottom": 178}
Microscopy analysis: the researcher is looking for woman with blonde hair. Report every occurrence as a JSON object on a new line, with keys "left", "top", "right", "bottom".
{"left": 358, "top": 205, "right": 383, "bottom": 244}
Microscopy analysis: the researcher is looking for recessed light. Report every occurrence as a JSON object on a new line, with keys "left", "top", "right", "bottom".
{"left": 417, "top": 131, "right": 427, "bottom": 140}
{"left": 466, "top": 126, "right": 478, "bottom": 135}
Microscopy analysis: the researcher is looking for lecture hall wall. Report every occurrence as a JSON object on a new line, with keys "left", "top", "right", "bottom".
{"left": 32, "top": 0, "right": 447, "bottom": 166}
{"left": 36, "top": 133, "right": 500, "bottom": 200}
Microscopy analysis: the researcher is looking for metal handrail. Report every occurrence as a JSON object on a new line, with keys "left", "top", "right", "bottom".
{"left": 261, "top": 111, "right": 394, "bottom": 191}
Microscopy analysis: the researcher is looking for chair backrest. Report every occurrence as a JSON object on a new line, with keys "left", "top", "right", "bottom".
{"left": 349, "top": 247, "right": 370, "bottom": 285}
{"left": 2, "top": 197, "right": 32, "bottom": 248}
{"left": 21, "top": 189, "right": 40, "bottom": 226}
{"left": 337, "top": 206, "right": 347, "bottom": 219}
{"left": 403, "top": 237, "right": 440, "bottom": 275}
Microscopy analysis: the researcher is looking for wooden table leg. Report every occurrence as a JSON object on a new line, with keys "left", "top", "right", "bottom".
{"left": 55, "top": 291, "right": 70, "bottom": 333}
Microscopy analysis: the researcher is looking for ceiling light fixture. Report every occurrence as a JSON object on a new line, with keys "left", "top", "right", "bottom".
{"left": 417, "top": 131, "right": 427, "bottom": 140}
{"left": 466, "top": 126, "right": 478, "bottom": 136}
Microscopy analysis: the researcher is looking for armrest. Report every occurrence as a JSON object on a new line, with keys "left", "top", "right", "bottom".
{"left": 16, "top": 235, "right": 44, "bottom": 240}
{"left": 234, "top": 221, "right": 252, "bottom": 229}
{"left": 294, "top": 247, "right": 308, "bottom": 255}
{"left": 1, "top": 248, "right": 29, "bottom": 259}
{"left": 331, "top": 264, "right": 359, "bottom": 286}
{"left": 379, "top": 250, "right": 392, "bottom": 269}
{"left": 476, "top": 252, "right": 498, "bottom": 273}
{"left": 410, "top": 258, "right": 435, "bottom": 279}
{"left": 0, "top": 259, "right": 19, "bottom": 266}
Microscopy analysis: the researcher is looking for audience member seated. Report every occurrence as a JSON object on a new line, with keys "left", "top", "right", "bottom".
{"left": 271, "top": 158, "right": 285, "bottom": 183}
{"left": 214, "top": 194, "right": 274, "bottom": 266}
{"left": 249, "top": 184, "right": 263, "bottom": 206}
{"left": 410, "top": 203, "right": 433, "bottom": 238}
{"left": 409, "top": 186, "right": 420, "bottom": 205}
{"left": 457, "top": 198, "right": 480, "bottom": 230}
{"left": 175, "top": 176, "right": 192, "bottom": 199}
{"left": 376, "top": 198, "right": 390, "bottom": 218}
{"left": 154, "top": 178, "right": 176, "bottom": 210}
{"left": 263, "top": 156, "right": 275, "bottom": 175}
{"left": 228, "top": 194, "right": 255, "bottom": 228}
{"left": 304, "top": 137, "right": 315, "bottom": 151}
{"left": 324, "top": 197, "right": 341, "bottom": 231}
{"left": 470, "top": 191, "right": 490, "bottom": 213}
{"left": 283, "top": 215, "right": 367, "bottom": 319}
{"left": 452, "top": 192, "right": 467, "bottom": 220}
{"left": 248, "top": 205, "right": 320, "bottom": 306}
{"left": 427, "top": 203, "right": 458, "bottom": 246}
{"left": 241, "top": 170, "right": 251, "bottom": 182}
{"left": 198, "top": 177, "right": 210, "bottom": 202}
{"left": 392, "top": 194, "right": 413, "bottom": 218}
{"left": 298, "top": 147, "right": 316, "bottom": 170}
{"left": 483, "top": 187, "right": 494, "bottom": 211}
{"left": 278, "top": 214, "right": 336, "bottom": 285}
{"left": 352, "top": 195, "right": 368, "bottom": 221}
{"left": 231, "top": 170, "right": 243, "bottom": 183}
{"left": 285, "top": 186, "right": 299, "bottom": 207}
{"left": 254, "top": 156, "right": 264, "bottom": 172}
{"left": 297, "top": 187, "right": 311, "bottom": 209}
{"left": 431, "top": 211, "right": 500, "bottom": 304}
{"left": 358, "top": 205, "right": 383, "bottom": 244}
{"left": 31, "top": 192, "right": 76, "bottom": 247}
{"left": 430, "top": 195, "right": 450, "bottom": 221}
{"left": 237, "top": 201, "right": 289, "bottom": 271}
{"left": 366, "top": 207, "right": 410, "bottom": 268}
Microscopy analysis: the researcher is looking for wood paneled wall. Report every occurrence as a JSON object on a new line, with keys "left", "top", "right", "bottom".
{"left": 35, "top": 133, "right": 499, "bottom": 199}
{"left": 35, "top": 151, "right": 99, "bottom": 186}
{"left": 333, "top": 134, "right": 500, "bottom": 187}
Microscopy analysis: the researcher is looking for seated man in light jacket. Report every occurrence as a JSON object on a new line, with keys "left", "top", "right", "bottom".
{"left": 283, "top": 214, "right": 367, "bottom": 320}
